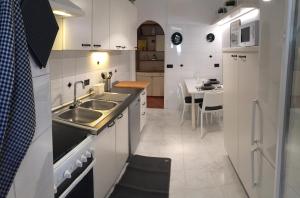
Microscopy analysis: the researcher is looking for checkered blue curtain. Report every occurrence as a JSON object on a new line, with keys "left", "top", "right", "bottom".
{"left": 0, "top": 0, "right": 36, "bottom": 197}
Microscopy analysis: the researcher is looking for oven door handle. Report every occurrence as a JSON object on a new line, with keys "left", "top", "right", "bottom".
{"left": 59, "top": 159, "right": 96, "bottom": 198}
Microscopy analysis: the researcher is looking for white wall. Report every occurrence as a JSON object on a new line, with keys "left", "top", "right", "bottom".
{"left": 49, "top": 51, "right": 133, "bottom": 108}
{"left": 136, "top": 0, "right": 223, "bottom": 109}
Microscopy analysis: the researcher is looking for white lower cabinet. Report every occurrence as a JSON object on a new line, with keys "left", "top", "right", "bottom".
{"left": 93, "top": 124, "right": 116, "bottom": 198}
{"left": 14, "top": 128, "right": 54, "bottom": 198}
{"left": 93, "top": 108, "right": 129, "bottom": 198}
{"left": 115, "top": 108, "right": 129, "bottom": 176}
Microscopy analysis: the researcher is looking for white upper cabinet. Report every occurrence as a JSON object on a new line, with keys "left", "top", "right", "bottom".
{"left": 92, "top": 0, "right": 110, "bottom": 50}
{"left": 61, "top": 0, "right": 137, "bottom": 51}
{"left": 110, "top": 0, "right": 137, "bottom": 50}
{"left": 63, "top": 0, "right": 93, "bottom": 50}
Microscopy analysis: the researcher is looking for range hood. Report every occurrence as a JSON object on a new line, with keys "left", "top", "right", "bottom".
{"left": 49, "top": 0, "right": 84, "bottom": 17}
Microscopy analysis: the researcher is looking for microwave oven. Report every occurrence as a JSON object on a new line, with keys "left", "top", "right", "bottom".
{"left": 239, "top": 21, "right": 259, "bottom": 47}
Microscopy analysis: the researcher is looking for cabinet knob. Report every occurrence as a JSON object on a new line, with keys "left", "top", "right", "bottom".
{"left": 76, "top": 160, "right": 83, "bottom": 168}
{"left": 81, "top": 155, "right": 87, "bottom": 162}
{"left": 93, "top": 44, "right": 102, "bottom": 48}
{"left": 63, "top": 170, "right": 72, "bottom": 179}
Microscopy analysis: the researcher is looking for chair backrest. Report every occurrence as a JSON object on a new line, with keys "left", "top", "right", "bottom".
{"left": 202, "top": 90, "right": 223, "bottom": 112}
{"left": 178, "top": 83, "right": 186, "bottom": 102}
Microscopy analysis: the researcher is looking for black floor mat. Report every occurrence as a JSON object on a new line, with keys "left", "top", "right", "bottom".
{"left": 109, "top": 155, "right": 171, "bottom": 198}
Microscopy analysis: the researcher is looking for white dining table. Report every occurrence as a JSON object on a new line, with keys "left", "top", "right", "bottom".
{"left": 184, "top": 78, "right": 223, "bottom": 129}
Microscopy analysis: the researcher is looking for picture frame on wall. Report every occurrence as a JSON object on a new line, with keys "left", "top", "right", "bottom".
{"left": 230, "top": 20, "right": 241, "bottom": 48}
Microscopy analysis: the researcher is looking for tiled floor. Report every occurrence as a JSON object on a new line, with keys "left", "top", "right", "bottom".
{"left": 135, "top": 109, "right": 248, "bottom": 198}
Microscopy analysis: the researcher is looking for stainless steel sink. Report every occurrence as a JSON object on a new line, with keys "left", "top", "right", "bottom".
{"left": 58, "top": 108, "right": 103, "bottom": 125}
{"left": 80, "top": 100, "right": 118, "bottom": 111}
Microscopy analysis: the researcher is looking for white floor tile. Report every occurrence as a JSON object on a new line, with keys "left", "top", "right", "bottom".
{"left": 135, "top": 109, "right": 248, "bottom": 198}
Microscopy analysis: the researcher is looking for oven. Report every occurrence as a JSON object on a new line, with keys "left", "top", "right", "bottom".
{"left": 52, "top": 122, "right": 95, "bottom": 198}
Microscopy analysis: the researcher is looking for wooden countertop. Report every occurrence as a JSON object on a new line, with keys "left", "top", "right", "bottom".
{"left": 114, "top": 81, "right": 150, "bottom": 89}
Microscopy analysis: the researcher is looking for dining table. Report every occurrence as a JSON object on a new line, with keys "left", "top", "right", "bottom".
{"left": 184, "top": 78, "right": 223, "bottom": 129}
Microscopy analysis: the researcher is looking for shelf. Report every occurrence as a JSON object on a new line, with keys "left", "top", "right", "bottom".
{"left": 214, "top": 1, "right": 259, "bottom": 25}
{"left": 223, "top": 46, "right": 259, "bottom": 53}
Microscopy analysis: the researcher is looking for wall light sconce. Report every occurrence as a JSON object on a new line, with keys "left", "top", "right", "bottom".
{"left": 92, "top": 52, "right": 109, "bottom": 65}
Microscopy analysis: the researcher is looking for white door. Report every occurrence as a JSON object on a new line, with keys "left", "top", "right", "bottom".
{"left": 223, "top": 53, "right": 239, "bottom": 169}
{"left": 255, "top": 150, "right": 275, "bottom": 198}
{"left": 110, "top": 0, "right": 127, "bottom": 50}
{"left": 126, "top": 2, "right": 137, "bottom": 50}
{"left": 93, "top": 124, "right": 116, "bottom": 198}
{"left": 63, "top": 0, "right": 92, "bottom": 50}
{"left": 237, "top": 52, "right": 259, "bottom": 197}
{"left": 92, "top": 0, "right": 110, "bottom": 50}
{"left": 115, "top": 109, "right": 129, "bottom": 176}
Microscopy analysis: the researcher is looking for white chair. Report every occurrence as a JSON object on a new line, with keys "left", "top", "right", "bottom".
{"left": 178, "top": 83, "right": 203, "bottom": 125}
{"left": 197, "top": 90, "right": 223, "bottom": 137}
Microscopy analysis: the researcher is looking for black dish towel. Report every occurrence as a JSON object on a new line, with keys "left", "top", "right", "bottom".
{"left": 0, "top": 0, "right": 36, "bottom": 197}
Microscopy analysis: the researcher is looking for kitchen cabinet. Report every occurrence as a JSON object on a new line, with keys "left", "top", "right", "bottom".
{"left": 115, "top": 108, "right": 129, "bottom": 176}
{"left": 63, "top": 0, "right": 93, "bottom": 50}
{"left": 52, "top": 16, "right": 63, "bottom": 51}
{"left": 110, "top": 0, "right": 137, "bottom": 50}
{"left": 223, "top": 49, "right": 260, "bottom": 198}
{"left": 14, "top": 128, "right": 54, "bottom": 198}
{"left": 93, "top": 123, "right": 116, "bottom": 198}
{"left": 237, "top": 52, "right": 259, "bottom": 198}
{"left": 223, "top": 53, "right": 239, "bottom": 169}
{"left": 92, "top": 0, "right": 110, "bottom": 50}
{"left": 136, "top": 72, "right": 164, "bottom": 96}
{"left": 140, "top": 89, "right": 147, "bottom": 131}
{"left": 93, "top": 108, "right": 129, "bottom": 198}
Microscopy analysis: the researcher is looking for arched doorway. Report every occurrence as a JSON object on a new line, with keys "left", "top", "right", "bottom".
{"left": 136, "top": 21, "right": 165, "bottom": 109}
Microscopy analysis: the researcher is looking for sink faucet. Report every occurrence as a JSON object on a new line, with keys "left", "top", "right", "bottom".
{"left": 71, "top": 81, "right": 85, "bottom": 108}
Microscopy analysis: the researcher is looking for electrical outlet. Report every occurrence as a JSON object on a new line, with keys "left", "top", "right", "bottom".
{"left": 214, "top": 64, "right": 220, "bottom": 68}
{"left": 84, "top": 79, "right": 90, "bottom": 86}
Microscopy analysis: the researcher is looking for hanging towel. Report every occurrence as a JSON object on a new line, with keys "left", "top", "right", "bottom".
{"left": 0, "top": 0, "right": 35, "bottom": 197}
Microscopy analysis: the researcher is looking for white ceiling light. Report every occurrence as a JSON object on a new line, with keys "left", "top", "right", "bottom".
{"left": 49, "top": 0, "right": 84, "bottom": 17}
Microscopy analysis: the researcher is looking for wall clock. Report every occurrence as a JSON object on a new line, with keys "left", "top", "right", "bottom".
{"left": 171, "top": 32, "right": 183, "bottom": 45}
{"left": 206, "top": 33, "right": 215, "bottom": 42}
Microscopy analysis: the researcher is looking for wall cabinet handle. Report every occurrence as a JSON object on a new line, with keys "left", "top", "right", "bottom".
{"left": 122, "top": 46, "right": 126, "bottom": 49}
{"left": 239, "top": 55, "right": 247, "bottom": 58}
{"left": 108, "top": 121, "right": 115, "bottom": 128}
{"left": 116, "top": 46, "right": 121, "bottom": 49}
{"left": 251, "top": 99, "right": 259, "bottom": 145}
{"left": 93, "top": 44, "right": 102, "bottom": 48}
{"left": 231, "top": 55, "right": 238, "bottom": 58}
{"left": 82, "top": 44, "right": 91, "bottom": 47}
{"left": 251, "top": 147, "right": 258, "bottom": 187}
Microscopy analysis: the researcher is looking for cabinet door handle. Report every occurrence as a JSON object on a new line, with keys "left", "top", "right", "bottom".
{"left": 108, "top": 121, "right": 115, "bottom": 128}
{"left": 251, "top": 99, "right": 259, "bottom": 145}
{"left": 142, "top": 102, "right": 146, "bottom": 106}
{"left": 239, "top": 55, "right": 247, "bottom": 58}
{"left": 82, "top": 44, "right": 91, "bottom": 47}
{"left": 93, "top": 44, "right": 102, "bottom": 48}
{"left": 251, "top": 147, "right": 258, "bottom": 187}
{"left": 231, "top": 55, "right": 237, "bottom": 58}
{"left": 117, "top": 114, "right": 123, "bottom": 120}
{"left": 116, "top": 46, "right": 121, "bottom": 49}
{"left": 142, "top": 112, "right": 146, "bottom": 116}
{"left": 122, "top": 46, "right": 126, "bottom": 49}
{"left": 142, "top": 92, "right": 146, "bottom": 96}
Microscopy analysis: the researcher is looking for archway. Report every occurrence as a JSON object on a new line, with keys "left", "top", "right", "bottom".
{"left": 136, "top": 21, "right": 165, "bottom": 109}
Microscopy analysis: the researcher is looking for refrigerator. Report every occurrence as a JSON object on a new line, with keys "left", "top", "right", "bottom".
{"left": 254, "top": 0, "right": 288, "bottom": 197}
{"left": 278, "top": 0, "right": 300, "bottom": 197}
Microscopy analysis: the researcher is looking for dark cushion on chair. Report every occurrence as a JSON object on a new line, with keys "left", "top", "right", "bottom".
{"left": 199, "top": 103, "right": 223, "bottom": 111}
{"left": 185, "top": 97, "right": 203, "bottom": 104}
